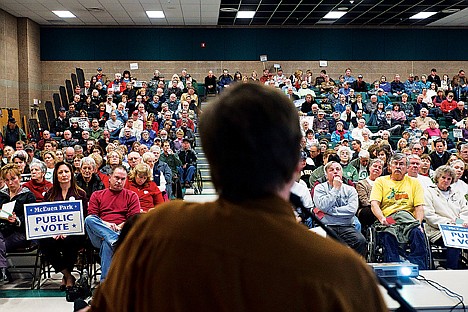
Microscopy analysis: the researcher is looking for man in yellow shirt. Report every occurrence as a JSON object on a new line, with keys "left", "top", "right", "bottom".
{"left": 370, "top": 153, "right": 429, "bottom": 269}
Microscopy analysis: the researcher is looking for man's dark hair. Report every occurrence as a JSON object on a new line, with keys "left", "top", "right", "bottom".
{"left": 109, "top": 165, "right": 128, "bottom": 176}
{"left": 199, "top": 83, "right": 301, "bottom": 202}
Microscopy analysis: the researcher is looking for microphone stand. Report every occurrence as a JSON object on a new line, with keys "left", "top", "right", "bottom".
{"left": 289, "top": 193, "right": 416, "bottom": 312}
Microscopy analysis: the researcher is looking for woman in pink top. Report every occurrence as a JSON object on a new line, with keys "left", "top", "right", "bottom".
{"left": 424, "top": 120, "right": 442, "bottom": 139}
{"left": 390, "top": 103, "right": 406, "bottom": 123}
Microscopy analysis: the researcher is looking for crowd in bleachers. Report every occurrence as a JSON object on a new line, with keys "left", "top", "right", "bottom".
{"left": 0, "top": 65, "right": 467, "bottom": 289}
{"left": 0, "top": 66, "right": 202, "bottom": 286}
{"left": 274, "top": 67, "right": 468, "bottom": 270}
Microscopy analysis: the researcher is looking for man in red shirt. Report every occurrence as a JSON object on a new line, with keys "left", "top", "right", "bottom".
{"left": 85, "top": 166, "right": 140, "bottom": 280}
{"left": 440, "top": 92, "right": 458, "bottom": 114}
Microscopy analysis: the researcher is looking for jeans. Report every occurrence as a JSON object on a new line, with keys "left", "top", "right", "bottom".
{"left": 0, "top": 231, "right": 28, "bottom": 268}
{"left": 379, "top": 227, "right": 428, "bottom": 269}
{"left": 177, "top": 165, "right": 196, "bottom": 184}
{"left": 85, "top": 215, "right": 120, "bottom": 281}
{"left": 434, "top": 238, "right": 461, "bottom": 269}
{"left": 328, "top": 225, "right": 367, "bottom": 257}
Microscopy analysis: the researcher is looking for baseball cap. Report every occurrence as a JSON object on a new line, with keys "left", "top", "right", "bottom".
{"left": 8, "top": 117, "right": 16, "bottom": 123}
{"left": 24, "top": 145, "right": 34, "bottom": 151}
{"left": 377, "top": 88, "right": 384, "bottom": 92}
{"left": 358, "top": 74, "right": 363, "bottom": 78}
{"left": 97, "top": 67, "right": 102, "bottom": 71}
{"left": 300, "top": 150, "right": 308, "bottom": 160}
{"left": 441, "top": 129, "right": 449, "bottom": 133}
{"left": 59, "top": 107, "right": 66, "bottom": 112}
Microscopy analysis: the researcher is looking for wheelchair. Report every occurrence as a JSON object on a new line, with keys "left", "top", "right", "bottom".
{"left": 174, "top": 164, "right": 204, "bottom": 197}
{"left": 192, "top": 167, "right": 203, "bottom": 195}
{"left": 366, "top": 224, "right": 433, "bottom": 269}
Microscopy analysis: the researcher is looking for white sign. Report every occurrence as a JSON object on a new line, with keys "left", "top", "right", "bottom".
{"left": 24, "top": 200, "right": 85, "bottom": 240}
{"left": 130, "top": 63, "right": 139, "bottom": 70}
{"left": 0, "top": 201, "right": 15, "bottom": 220}
{"left": 453, "top": 129, "right": 462, "bottom": 139}
{"left": 439, "top": 224, "right": 468, "bottom": 249}
{"left": 319, "top": 60, "right": 328, "bottom": 67}
{"left": 70, "top": 117, "right": 90, "bottom": 130}
{"left": 273, "top": 63, "right": 281, "bottom": 69}
{"left": 260, "top": 55, "right": 268, "bottom": 62}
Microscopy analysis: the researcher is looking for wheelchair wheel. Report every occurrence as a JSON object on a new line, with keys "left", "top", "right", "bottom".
{"left": 193, "top": 169, "right": 203, "bottom": 195}
{"left": 366, "top": 226, "right": 376, "bottom": 263}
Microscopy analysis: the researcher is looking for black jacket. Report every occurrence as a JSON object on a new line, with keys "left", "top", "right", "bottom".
{"left": 178, "top": 149, "right": 197, "bottom": 166}
{"left": 75, "top": 173, "right": 105, "bottom": 200}
{"left": 0, "top": 187, "right": 36, "bottom": 235}
{"left": 52, "top": 117, "right": 69, "bottom": 135}
{"left": 429, "top": 151, "right": 451, "bottom": 170}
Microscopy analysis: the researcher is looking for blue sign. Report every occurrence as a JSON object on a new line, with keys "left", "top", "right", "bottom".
{"left": 24, "top": 200, "right": 85, "bottom": 240}
{"left": 439, "top": 224, "right": 468, "bottom": 249}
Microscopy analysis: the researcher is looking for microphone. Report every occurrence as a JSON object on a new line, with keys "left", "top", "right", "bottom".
{"left": 289, "top": 192, "right": 343, "bottom": 243}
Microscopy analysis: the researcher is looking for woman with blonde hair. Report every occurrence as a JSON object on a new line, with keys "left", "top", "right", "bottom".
{"left": 0, "top": 164, "right": 36, "bottom": 282}
{"left": 396, "top": 138, "right": 408, "bottom": 152}
{"left": 127, "top": 163, "right": 164, "bottom": 212}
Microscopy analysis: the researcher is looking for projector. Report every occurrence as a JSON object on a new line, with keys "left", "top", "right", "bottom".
{"left": 368, "top": 262, "right": 419, "bottom": 278}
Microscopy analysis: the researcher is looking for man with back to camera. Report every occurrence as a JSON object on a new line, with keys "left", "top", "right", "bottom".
{"left": 91, "top": 83, "right": 386, "bottom": 311}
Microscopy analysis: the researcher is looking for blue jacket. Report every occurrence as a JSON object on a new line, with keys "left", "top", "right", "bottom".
{"left": 114, "top": 109, "right": 128, "bottom": 124}
{"left": 139, "top": 138, "right": 154, "bottom": 149}
{"left": 391, "top": 81, "right": 405, "bottom": 94}
{"left": 404, "top": 80, "right": 418, "bottom": 94}
{"left": 334, "top": 102, "right": 346, "bottom": 114}
{"left": 331, "top": 130, "right": 353, "bottom": 143}
{"left": 218, "top": 74, "right": 233, "bottom": 88}
{"left": 119, "top": 135, "right": 137, "bottom": 150}
{"left": 377, "top": 94, "right": 392, "bottom": 106}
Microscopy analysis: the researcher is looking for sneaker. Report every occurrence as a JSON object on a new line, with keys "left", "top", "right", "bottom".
{"left": 0, "top": 268, "right": 9, "bottom": 284}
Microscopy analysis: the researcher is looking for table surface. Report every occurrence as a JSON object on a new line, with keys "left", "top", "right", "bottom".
{"left": 381, "top": 270, "right": 468, "bottom": 311}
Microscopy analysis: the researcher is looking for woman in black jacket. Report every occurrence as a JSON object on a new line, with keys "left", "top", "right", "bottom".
{"left": 41, "top": 162, "right": 88, "bottom": 290}
{"left": 0, "top": 163, "right": 36, "bottom": 283}
{"left": 75, "top": 157, "right": 105, "bottom": 200}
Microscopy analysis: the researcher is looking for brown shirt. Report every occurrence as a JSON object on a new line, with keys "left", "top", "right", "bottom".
{"left": 92, "top": 196, "right": 387, "bottom": 312}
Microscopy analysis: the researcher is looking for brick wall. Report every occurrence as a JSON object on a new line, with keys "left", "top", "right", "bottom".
{"left": 41, "top": 60, "right": 468, "bottom": 103}
{"left": 18, "top": 18, "right": 42, "bottom": 118}
{"left": 0, "top": 10, "right": 19, "bottom": 111}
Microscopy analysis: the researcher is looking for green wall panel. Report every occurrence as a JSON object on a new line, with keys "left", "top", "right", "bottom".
{"left": 40, "top": 27, "right": 468, "bottom": 61}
